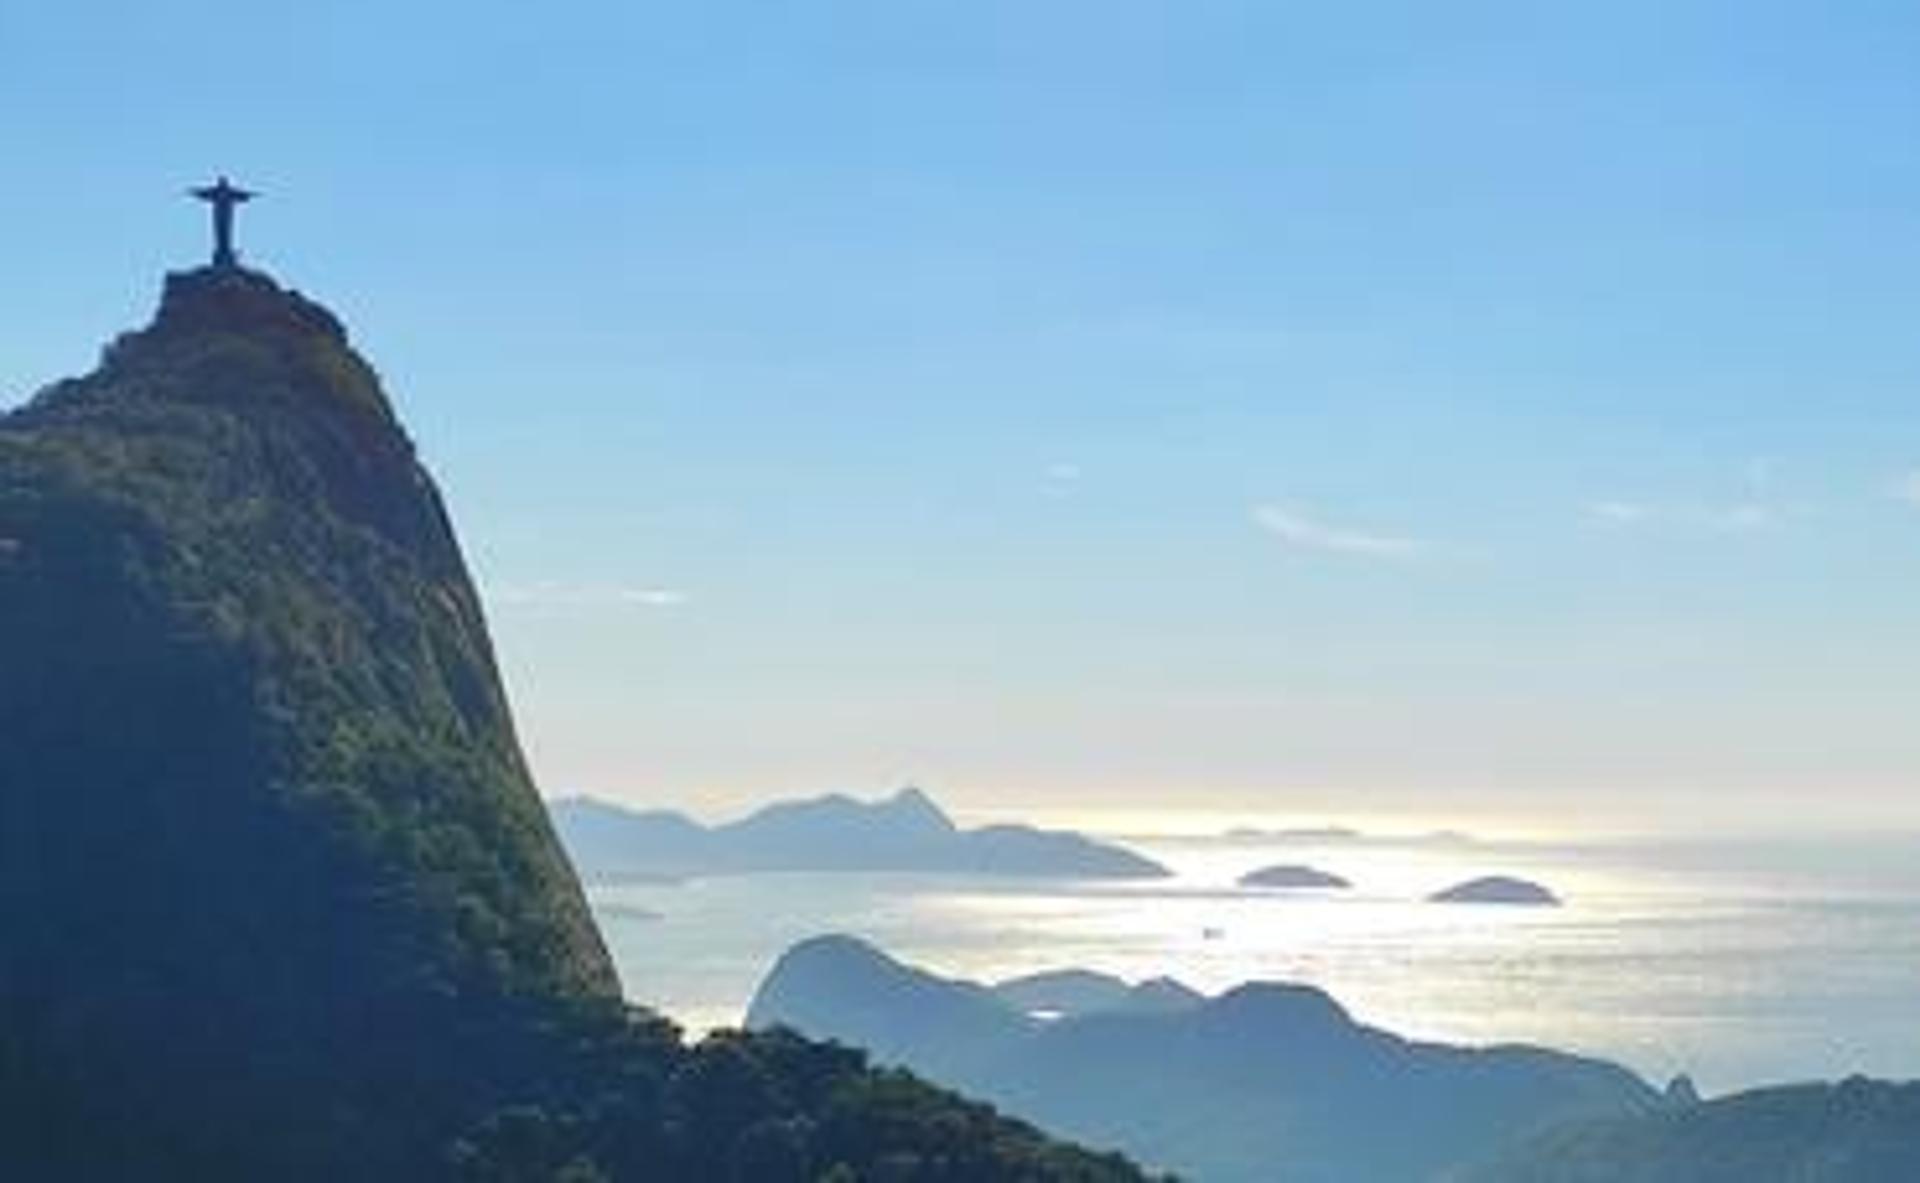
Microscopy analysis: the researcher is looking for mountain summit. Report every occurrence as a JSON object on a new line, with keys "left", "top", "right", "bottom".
{"left": 0, "top": 265, "right": 616, "bottom": 1168}
{"left": 0, "top": 265, "right": 1155, "bottom": 1182}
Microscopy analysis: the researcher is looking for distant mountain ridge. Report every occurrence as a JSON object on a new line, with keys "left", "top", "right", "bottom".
{"left": 551, "top": 787, "right": 1171, "bottom": 879}
{"left": 748, "top": 935, "right": 1663, "bottom": 1183}
{"left": 993, "top": 968, "right": 1205, "bottom": 1019}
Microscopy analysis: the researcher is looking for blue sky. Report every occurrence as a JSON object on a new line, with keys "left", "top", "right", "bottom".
{"left": 5, "top": 2, "right": 1919, "bottom": 830}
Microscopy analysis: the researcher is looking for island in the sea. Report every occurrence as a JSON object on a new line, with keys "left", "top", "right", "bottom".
{"left": 1238, "top": 863, "right": 1353, "bottom": 889}
{"left": 1429, "top": 875, "right": 1561, "bottom": 906}
{"left": 551, "top": 786, "right": 1171, "bottom": 880}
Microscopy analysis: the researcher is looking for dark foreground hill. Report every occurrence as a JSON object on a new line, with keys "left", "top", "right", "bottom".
{"left": 0, "top": 267, "right": 1156, "bottom": 1183}
{"left": 749, "top": 936, "right": 1662, "bottom": 1183}
{"left": 1457, "top": 1078, "right": 1920, "bottom": 1183}
{"left": 553, "top": 788, "right": 1169, "bottom": 879}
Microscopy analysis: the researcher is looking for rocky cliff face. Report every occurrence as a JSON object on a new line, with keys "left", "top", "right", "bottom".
{"left": 0, "top": 267, "right": 615, "bottom": 1170}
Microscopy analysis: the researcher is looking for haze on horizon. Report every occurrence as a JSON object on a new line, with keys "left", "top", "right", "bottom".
{"left": 5, "top": 3, "right": 1918, "bottom": 833}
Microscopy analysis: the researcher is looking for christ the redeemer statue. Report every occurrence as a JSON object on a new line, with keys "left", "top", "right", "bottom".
{"left": 190, "top": 176, "right": 257, "bottom": 269}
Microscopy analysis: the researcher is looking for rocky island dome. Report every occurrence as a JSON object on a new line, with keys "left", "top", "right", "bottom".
{"left": 1429, "top": 875, "right": 1562, "bottom": 906}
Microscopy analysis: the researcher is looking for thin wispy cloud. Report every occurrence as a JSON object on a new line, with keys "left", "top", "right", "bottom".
{"left": 1586, "top": 460, "right": 1800, "bottom": 534}
{"left": 1586, "top": 501, "right": 1653, "bottom": 526}
{"left": 1585, "top": 500, "right": 1788, "bottom": 533}
{"left": 1042, "top": 461, "right": 1083, "bottom": 497}
{"left": 1696, "top": 503, "right": 1783, "bottom": 532}
{"left": 1892, "top": 470, "right": 1920, "bottom": 509}
{"left": 489, "top": 581, "right": 688, "bottom": 610}
{"left": 1252, "top": 504, "right": 1429, "bottom": 560}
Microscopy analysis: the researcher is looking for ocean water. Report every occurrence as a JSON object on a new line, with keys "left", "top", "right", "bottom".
{"left": 584, "top": 831, "right": 1920, "bottom": 1095}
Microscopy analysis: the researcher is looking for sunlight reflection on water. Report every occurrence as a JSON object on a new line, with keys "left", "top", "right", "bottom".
{"left": 587, "top": 832, "right": 1920, "bottom": 1094}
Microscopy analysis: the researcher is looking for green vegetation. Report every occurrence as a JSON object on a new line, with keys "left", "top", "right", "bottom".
{"left": 444, "top": 1012, "right": 1154, "bottom": 1182}
{"left": 0, "top": 268, "right": 1160, "bottom": 1181}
